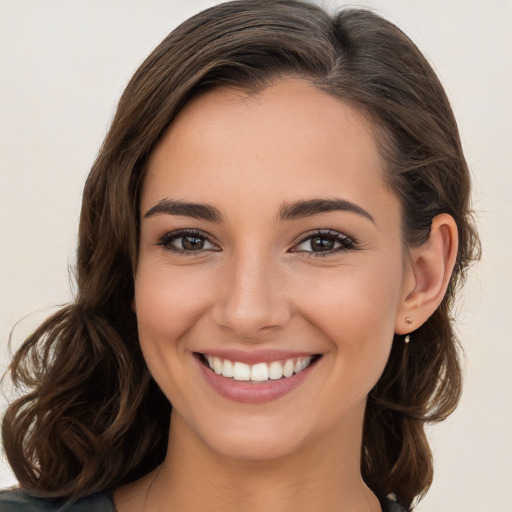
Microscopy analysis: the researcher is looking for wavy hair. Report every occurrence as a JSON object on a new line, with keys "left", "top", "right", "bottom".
{"left": 2, "top": 1, "right": 480, "bottom": 508}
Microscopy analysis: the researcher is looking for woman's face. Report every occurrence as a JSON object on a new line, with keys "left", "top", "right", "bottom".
{"left": 135, "top": 79, "right": 411, "bottom": 461}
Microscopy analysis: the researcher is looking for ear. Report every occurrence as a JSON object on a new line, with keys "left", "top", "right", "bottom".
{"left": 395, "top": 213, "right": 458, "bottom": 334}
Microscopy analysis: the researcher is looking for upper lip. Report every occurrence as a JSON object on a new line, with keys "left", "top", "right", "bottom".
{"left": 195, "top": 349, "right": 320, "bottom": 365}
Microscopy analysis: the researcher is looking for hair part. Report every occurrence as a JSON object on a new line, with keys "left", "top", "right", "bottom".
{"left": 2, "top": 1, "right": 480, "bottom": 508}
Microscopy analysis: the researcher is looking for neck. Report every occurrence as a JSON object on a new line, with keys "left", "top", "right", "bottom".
{"left": 144, "top": 408, "right": 380, "bottom": 512}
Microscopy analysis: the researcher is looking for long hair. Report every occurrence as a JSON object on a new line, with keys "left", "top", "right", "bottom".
{"left": 2, "top": 1, "right": 480, "bottom": 508}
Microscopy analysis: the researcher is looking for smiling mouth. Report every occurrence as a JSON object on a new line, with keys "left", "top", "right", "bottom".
{"left": 198, "top": 353, "right": 322, "bottom": 383}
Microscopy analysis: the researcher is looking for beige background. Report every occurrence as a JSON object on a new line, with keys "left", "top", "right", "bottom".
{"left": 1, "top": 1, "right": 511, "bottom": 510}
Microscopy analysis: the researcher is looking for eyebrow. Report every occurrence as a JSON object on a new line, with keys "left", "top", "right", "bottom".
{"left": 277, "top": 198, "right": 375, "bottom": 223}
{"left": 144, "top": 197, "right": 374, "bottom": 224}
{"left": 144, "top": 199, "right": 223, "bottom": 222}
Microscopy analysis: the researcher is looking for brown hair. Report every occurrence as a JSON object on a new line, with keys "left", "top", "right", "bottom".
{"left": 2, "top": 1, "right": 479, "bottom": 508}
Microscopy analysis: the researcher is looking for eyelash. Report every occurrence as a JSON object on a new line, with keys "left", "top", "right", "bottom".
{"left": 156, "top": 229, "right": 218, "bottom": 256}
{"left": 155, "top": 229, "right": 359, "bottom": 257}
{"left": 292, "top": 229, "right": 359, "bottom": 258}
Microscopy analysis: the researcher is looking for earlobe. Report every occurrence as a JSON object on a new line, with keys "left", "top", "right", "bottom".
{"left": 395, "top": 214, "right": 458, "bottom": 334}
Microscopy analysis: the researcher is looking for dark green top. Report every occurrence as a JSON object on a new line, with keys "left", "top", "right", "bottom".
{"left": 0, "top": 489, "right": 408, "bottom": 511}
{"left": 0, "top": 490, "right": 115, "bottom": 511}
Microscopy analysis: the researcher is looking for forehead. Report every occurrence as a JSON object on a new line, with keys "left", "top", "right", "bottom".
{"left": 142, "top": 79, "right": 396, "bottom": 223}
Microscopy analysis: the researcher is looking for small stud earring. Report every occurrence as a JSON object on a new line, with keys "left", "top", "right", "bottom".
{"left": 404, "top": 334, "right": 411, "bottom": 344}
{"left": 406, "top": 317, "right": 413, "bottom": 325}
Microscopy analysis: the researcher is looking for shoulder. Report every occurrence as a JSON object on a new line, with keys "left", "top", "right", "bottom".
{"left": 0, "top": 489, "right": 116, "bottom": 511}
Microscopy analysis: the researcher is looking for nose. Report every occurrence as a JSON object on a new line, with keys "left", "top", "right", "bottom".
{"left": 210, "top": 250, "right": 291, "bottom": 339}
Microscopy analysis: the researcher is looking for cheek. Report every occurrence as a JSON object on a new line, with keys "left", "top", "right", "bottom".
{"left": 292, "top": 259, "right": 403, "bottom": 378}
{"left": 133, "top": 261, "right": 219, "bottom": 409}
{"left": 134, "top": 262, "right": 213, "bottom": 354}
{"left": 300, "top": 264, "right": 400, "bottom": 330}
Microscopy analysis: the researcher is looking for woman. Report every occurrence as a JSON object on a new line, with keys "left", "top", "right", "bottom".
{"left": 0, "top": 1, "right": 479, "bottom": 511}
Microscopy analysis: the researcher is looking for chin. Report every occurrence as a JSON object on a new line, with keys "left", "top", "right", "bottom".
{"left": 201, "top": 425, "right": 307, "bottom": 462}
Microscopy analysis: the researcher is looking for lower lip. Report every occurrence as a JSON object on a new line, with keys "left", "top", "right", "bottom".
{"left": 195, "top": 355, "right": 318, "bottom": 404}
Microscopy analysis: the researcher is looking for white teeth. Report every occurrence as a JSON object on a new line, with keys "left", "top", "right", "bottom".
{"left": 213, "top": 357, "right": 223, "bottom": 375}
{"left": 283, "top": 359, "right": 295, "bottom": 378}
{"left": 233, "top": 362, "right": 251, "bottom": 381}
{"left": 251, "top": 363, "right": 269, "bottom": 382}
{"left": 268, "top": 361, "right": 283, "bottom": 380}
{"left": 205, "top": 355, "right": 314, "bottom": 382}
{"left": 222, "top": 359, "right": 234, "bottom": 378}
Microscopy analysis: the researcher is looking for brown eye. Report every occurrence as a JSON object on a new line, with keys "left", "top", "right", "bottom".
{"left": 310, "top": 236, "right": 336, "bottom": 252}
{"left": 181, "top": 235, "right": 206, "bottom": 251}
{"left": 292, "top": 230, "right": 357, "bottom": 256}
{"left": 157, "top": 230, "right": 219, "bottom": 254}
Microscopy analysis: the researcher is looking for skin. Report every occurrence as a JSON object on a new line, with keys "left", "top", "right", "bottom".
{"left": 114, "top": 79, "right": 458, "bottom": 512}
